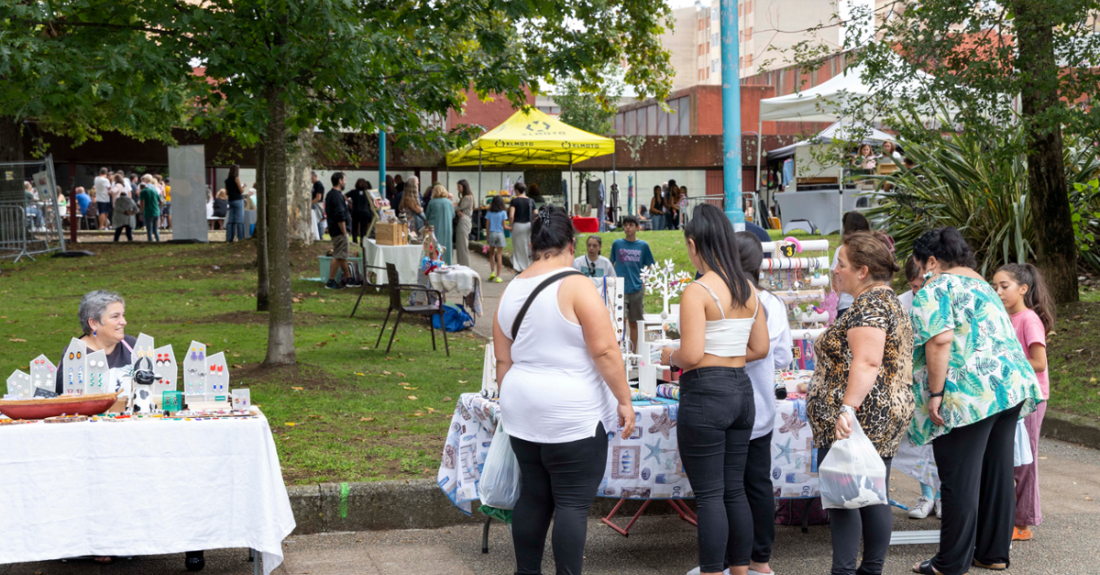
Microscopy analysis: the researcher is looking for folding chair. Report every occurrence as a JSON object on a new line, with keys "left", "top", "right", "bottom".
{"left": 375, "top": 263, "right": 449, "bottom": 356}
{"left": 349, "top": 263, "right": 389, "bottom": 319}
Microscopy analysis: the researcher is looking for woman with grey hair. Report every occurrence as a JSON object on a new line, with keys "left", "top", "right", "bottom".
{"left": 54, "top": 290, "right": 137, "bottom": 397}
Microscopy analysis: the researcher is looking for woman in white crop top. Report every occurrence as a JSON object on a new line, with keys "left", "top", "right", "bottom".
{"left": 493, "top": 205, "right": 635, "bottom": 575}
{"left": 661, "top": 204, "right": 769, "bottom": 575}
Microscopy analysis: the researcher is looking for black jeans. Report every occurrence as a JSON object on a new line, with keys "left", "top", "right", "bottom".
{"left": 510, "top": 422, "right": 608, "bottom": 575}
{"left": 678, "top": 366, "right": 755, "bottom": 573}
{"left": 818, "top": 447, "right": 893, "bottom": 575}
{"left": 350, "top": 211, "right": 371, "bottom": 243}
{"left": 931, "top": 402, "right": 1023, "bottom": 575}
{"left": 745, "top": 432, "right": 776, "bottom": 564}
{"left": 113, "top": 225, "right": 132, "bottom": 242}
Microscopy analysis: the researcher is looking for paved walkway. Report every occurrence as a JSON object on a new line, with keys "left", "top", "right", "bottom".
{"left": 5, "top": 438, "right": 1096, "bottom": 575}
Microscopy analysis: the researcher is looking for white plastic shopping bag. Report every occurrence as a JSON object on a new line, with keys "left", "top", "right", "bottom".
{"left": 818, "top": 416, "right": 889, "bottom": 510}
{"left": 479, "top": 420, "right": 522, "bottom": 510}
{"left": 1014, "top": 419, "right": 1033, "bottom": 467}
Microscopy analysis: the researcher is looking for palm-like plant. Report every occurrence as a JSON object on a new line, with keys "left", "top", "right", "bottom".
{"left": 864, "top": 116, "right": 1100, "bottom": 275}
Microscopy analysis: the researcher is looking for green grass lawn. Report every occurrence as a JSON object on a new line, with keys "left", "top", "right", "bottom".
{"left": 1048, "top": 300, "right": 1100, "bottom": 421}
{"left": 0, "top": 240, "right": 483, "bottom": 484}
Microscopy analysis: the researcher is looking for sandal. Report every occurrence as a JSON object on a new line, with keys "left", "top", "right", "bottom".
{"left": 93, "top": 556, "right": 114, "bottom": 564}
{"left": 973, "top": 559, "right": 1008, "bottom": 570}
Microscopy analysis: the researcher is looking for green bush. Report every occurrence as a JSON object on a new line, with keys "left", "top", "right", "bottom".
{"left": 864, "top": 122, "right": 1100, "bottom": 275}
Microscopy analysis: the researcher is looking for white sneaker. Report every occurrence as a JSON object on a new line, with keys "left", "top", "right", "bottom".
{"left": 749, "top": 570, "right": 774, "bottom": 575}
{"left": 935, "top": 498, "right": 942, "bottom": 519}
{"left": 908, "top": 496, "right": 935, "bottom": 519}
{"left": 685, "top": 568, "right": 731, "bottom": 575}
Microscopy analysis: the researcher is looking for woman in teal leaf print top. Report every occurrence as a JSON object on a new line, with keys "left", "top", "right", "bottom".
{"left": 908, "top": 228, "right": 1044, "bottom": 575}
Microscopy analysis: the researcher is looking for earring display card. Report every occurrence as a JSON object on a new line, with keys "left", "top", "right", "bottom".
{"left": 183, "top": 341, "right": 207, "bottom": 396}
{"left": 205, "top": 352, "right": 229, "bottom": 400}
{"left": 62, "top": 338, "right": 87, "bottom": 395}
{"left": 134, "top": 333, "right": 156, "bottom": 362}
{"left": 152, "top": 344, "right": 177, "bottom": 409}
{"left": 231, "top": 389, "right": 251, "bottom": 410}
{"left": 29, "top": 355, "right": 56, "bottom": 393}
{"left": 86, "top": 350, "right": 109, "bottom": 394}
{"left": 7, "top": 370, "right": 33, "bottom": 398}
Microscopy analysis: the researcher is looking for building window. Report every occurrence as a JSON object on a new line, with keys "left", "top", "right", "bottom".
{"left": 625, "top": 109, "right": 637, "bottom": 136}
{"left": 657, "top": 105, "right": 669, "bottom": 137}
{"left": 712, "top": 33, "right": 718, "bottom": 47}
{"left": 646, "top": 105, "right": 657, "bottom": 136}
{"left": 712, "top": 7, "right": 718, "bottom": 20}
{"left": 678, "top": 97, "right": 690, "bottom": 135}
{"left": 747, "top": 53, "right": 752, "bottom": 68}
{"left": 615, "top": 113, "right": 624, "bottom": 135}
{"left": 746, "top": 27, "right": 752, "bottom": 41}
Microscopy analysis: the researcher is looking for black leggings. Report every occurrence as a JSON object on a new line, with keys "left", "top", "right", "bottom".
{"left": 113, "top": 225, "right": 132, "bottom": 242}
{"left": 931, "top": 402, "right": 1023, "bottom": 575}
{"left": 509, "top": 422, "right": 608, "bottom": 575}
{"left": 678, "top": 366, "right": 755, "bottom": 573}
{"left": 350, "top": 212, "right": 371, "bottom": 243}
{"left": 818, "top": 447, "right": 893, "bottom": 575}
{"left": 745, "top": 432, "right": 776, "bottom": 564}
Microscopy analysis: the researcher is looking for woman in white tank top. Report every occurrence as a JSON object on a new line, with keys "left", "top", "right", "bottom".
{"left": 493, "top": 206, "right": 635, "bottom": 575}
{"left": 661, "top": 205, "right": 770, "bottom": 575}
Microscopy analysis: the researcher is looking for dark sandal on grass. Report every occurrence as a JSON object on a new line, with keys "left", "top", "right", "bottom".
{"left": 913, "top": 560, "right": 947, "bottom": 575}
{"left": 973, "top": 559, "right": 1008, "bottom": 570}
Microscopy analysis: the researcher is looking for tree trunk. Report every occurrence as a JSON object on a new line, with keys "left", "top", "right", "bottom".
{"left": 287, "top": 129, "right": 315, "bottom": 244}
{"left": 1013, "top": 0, "right": 1079, "bottom": 303}
{"left": 255, "top": 143, "right": 270, "bottom": 311}
{"left": 264, "top": 86, "right": 296, "bottom": 365}
{"left": 0, "top": 116, "right": 22, "bottom": 163}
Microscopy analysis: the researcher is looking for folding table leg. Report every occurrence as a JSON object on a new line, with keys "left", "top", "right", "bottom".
{"left": 482, "top": 516, "right": 492, "bottom": 554}
{"left": 250, "top": 548, "right": 261, "bottom": 575}
{"left": 429, "top": 318, "right": 437, "bottom": 351}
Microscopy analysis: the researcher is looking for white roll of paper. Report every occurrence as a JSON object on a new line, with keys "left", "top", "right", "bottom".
{"left": 761, "top": 256, "right": 830, "bottom": 271}
{"left": 791, "top": 328, "right": 826, "bottom": 341}
{"left": 800, "top": 311, "right": 830, "bottom": 324}
{"left": 761, "top": 239, "right": 830, "bottom": 254}
{"left": 810, "top": 275, "right": 830, "bottom": 287}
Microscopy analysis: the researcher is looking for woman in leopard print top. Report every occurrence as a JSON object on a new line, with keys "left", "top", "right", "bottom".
{"left": 806, "top": 231, "right": 914, "bottom": 575}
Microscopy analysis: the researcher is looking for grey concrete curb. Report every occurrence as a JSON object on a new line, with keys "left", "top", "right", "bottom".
{"left": 469, "top": 240, "right": 514, "bottom": 270}
{"left": 1041, "top": 409, "right": 1100, "bottom": 447}
{"left": 286, "top": 479, "right": 684, "bottom": 535}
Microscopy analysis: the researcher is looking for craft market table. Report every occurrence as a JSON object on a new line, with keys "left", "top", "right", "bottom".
{"left": 0, "top": 408, "right": 295, "bottom": 575}
{"left": 428, "top": 265, "right": 484, "bottom": 317}
{"left": 571, "top": 216, "right": 600, "bottom": 233}
{"left": 363, "top": 239, "right": 423, "bottom": 284}
{"left": 438, "top": 389, "right": 820, "bottom": 519}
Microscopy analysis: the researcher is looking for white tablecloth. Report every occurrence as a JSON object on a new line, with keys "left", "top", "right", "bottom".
{"left": 364, "top": 239, "right": 423, "bottom": 285}
{"left": 0, "top": 410, "right": 295, "bottom": 575}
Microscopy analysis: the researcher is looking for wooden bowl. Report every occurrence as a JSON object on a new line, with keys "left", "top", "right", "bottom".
{"left": 0, "top": 393, "right": 120, "bottom": 420}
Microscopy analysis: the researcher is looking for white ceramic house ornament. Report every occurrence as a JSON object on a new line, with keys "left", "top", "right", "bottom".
{"left": 29, "top": 354, "right": 56, "bottom": 393}
{"left": 85, "top": 350, "right": 109, "bottom": 394}
{"left": 62, "top": 338, "right": 88, "bottom": 395}
{"left": 231, "top": 389, "right": 251, "bottom": 410}
{"left": 6, "top": 370, "right": 33, "bottom": 398}
{"left": 205, "top": 352, "right": 229, "bottom": 400}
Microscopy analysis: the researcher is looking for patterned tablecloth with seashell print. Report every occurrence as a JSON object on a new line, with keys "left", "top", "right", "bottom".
{"left": 438, "top": 392, "right": 823, "bottom": 515}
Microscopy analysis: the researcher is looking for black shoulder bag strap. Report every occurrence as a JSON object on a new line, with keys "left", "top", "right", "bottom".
{"left": 510, "top": 270, "right": 583, "bottom": 340}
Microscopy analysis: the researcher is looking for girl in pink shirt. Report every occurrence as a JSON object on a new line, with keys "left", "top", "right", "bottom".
{"left": 992, "top": 263, "right": 1054, "bottom": 542}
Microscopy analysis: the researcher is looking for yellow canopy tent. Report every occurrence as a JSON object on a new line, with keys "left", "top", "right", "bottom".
{"left": 445, "top": 108, "right": 616, "bottom": 228}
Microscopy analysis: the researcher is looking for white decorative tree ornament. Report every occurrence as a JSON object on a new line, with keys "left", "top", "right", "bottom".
{"left": 640, "top": 259, "right": 693, "bottom": 318}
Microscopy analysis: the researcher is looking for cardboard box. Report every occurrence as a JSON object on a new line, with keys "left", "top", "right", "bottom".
{"left": 375, "top": 222, "right": 408, "bottom": 246}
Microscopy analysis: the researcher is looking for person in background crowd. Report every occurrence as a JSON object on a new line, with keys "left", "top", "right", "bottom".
{"left": 896, "top": 255, "right": 942, "bottom": 520}
{"left": 120, "top": 170, "right": 133, "bottom": 195}
{"left": 855, "top": 144, "right": 876, "bottom": 171}
{"left": 56, "top": 186, "right": 67, "bottom": 217}
{"left": 807, "top": 231, "right": 913, "bottom": 575}
{"left": 649, "top": 185, "right": 666, "bottom": 231}
{"left": 509, "top": 182, "right": 536, "bottom": 272}
{"left": 311, "top": 171, "right": 325, "bottom": 204}
{"left": 908, "top": 228, "right": 1045, "bottom": 575}
{"left": 572, "top": 235, "right": 616, "bottom": 278}
{"left": 420, "top": 180, "right": 434, "bottom": 211}
{"left": 94, "top": 167, "right": 112, "bottom": 230}
{"left": 993, "top": 263, "right": 1055, "bottom": 542}
{"left": 610, "top": 215, "right": 655, "bottom": 352}
{"left": 880, "top": 141, "right": 902, "bottom": 164}
{"left": 384, "top": 174, "right": 397, "bottom": 205}
{"left": 160, "top": 175, "right": 172, "bottom": 230}
{"left": 666, "top": 179, "right": 682, "bottom": 230}
{"left": 393, "top": 174, "right": 405, "bottom": 201}
{"left": 108, "top": 172, "right": 123, "bottom": 209}
{"left": 325, "top": 172, "right": 359, "bottom": 290}
{"left": 831, "top": 212, "right": 871, "bottom": 320}
{"left": 495, "top": 205, "right": 635, "bottom": 575}
{"left": 346, "top": 178, "right": 373, "bottom": 245}
{"left": 660, "top": 204, "right": 768, "bottom": 575}
{"left": 112, "top": 188, "right": 138, "bottom": 242}
{"left": 485, "top": 195, "right": 508, "bottom": 283}
{"left": 425, "top": 184, "right": 456, "bottom": 265}
{"left": 212, "top": 188, "right": 229, "bottom": 229}
{"left": 138, "top": 175, "right": 162, "bottom": 242}
{"left": 527, "top": 182, "right": 545, "bottom": 204}
{"left": 400, "top": 175, "right": 424, "bottom": 231}
{"left": 75, "top": 186, "right": 92, "bottom": 216}
{"left": 311, "top": 175, "right": 327, "bottom": 239}
{"left": 224, "top": 165, "right": 245, "bottom": 242}
{"left": 453, "top": 179, "right": 474, "bottom": 266}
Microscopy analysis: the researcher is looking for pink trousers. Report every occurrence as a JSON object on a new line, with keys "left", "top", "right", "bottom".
{"left": 1014, "top": 401, "right": 1046, "bottom": 526}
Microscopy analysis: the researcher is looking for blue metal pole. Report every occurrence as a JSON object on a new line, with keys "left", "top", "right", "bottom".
{"left": 378, "top": 130, "right": 386, "bottom": 196}
{"left": 721, "top": 0, "right": 745, "bottom": 231}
